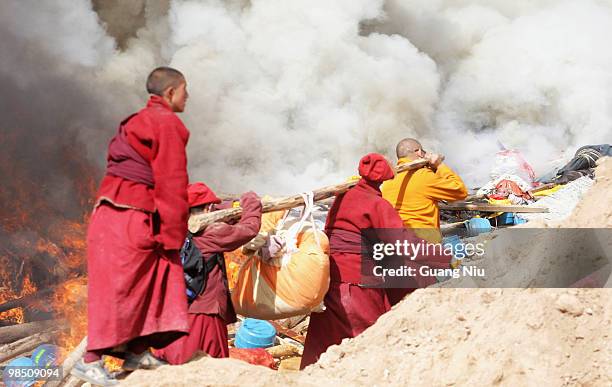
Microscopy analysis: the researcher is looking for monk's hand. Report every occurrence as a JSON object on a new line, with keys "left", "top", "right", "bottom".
{"left": 425, "top": 153, "right": 445, "bottom": 168}
{"left": 240, "top": 191, "right": 261, "bottom": 206}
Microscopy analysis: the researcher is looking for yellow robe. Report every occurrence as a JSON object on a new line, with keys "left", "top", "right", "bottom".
{"left": 381, "top": 157, "right": 468, "bottom": 242}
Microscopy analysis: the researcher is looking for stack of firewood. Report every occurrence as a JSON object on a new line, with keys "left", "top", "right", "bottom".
{"left": 0, "top": 316, "right": 87, "bottom": 386}
{"left": 0, "top": 319, "right": 65, "bottom": 364}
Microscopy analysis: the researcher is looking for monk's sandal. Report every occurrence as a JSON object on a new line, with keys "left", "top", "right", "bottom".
{"left": 71, "top": 359, "right": 118, "bottom": 386}
{"left": 122, "top": 350, "right": 168, "bottom": 371}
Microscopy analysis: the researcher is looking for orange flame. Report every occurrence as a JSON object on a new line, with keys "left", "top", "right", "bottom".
{"left": 0, "top": 263, "right": 38, "bottom": 324}
{"left": 52, "top": 277, "right": 88, "bottom": 356}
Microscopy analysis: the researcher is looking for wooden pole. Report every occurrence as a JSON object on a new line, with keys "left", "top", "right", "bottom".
{"left": 439, "top": 203, "right": 548, "bottom": 213}
{"left": 440, "top": 220, "right": 466, "bottom": 230}
{"left": 0, "top": 330, "right": 56, "bottom": 363}
{"left": 188, "top": 159, "right": 429, "bottom": 233}
{"left": 0, "top": 319, "right": 64, "bottom": 344}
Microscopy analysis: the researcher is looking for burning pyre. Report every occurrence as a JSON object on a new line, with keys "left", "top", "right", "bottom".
{"left": 0, "top": 130, "right": 100, "bottom": 361}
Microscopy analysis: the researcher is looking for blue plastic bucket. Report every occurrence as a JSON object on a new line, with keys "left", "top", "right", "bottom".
{"left": 465, "top": 217, "right": 492, "bottom": 237}
{"left": 31, "top": 344, "right": 60, "bottom": 367}
{"left": 3, "top": 357, "right": 36, "bottom": 387}
{"left": 235, "top": 318, "right": 276, "bottom": 349}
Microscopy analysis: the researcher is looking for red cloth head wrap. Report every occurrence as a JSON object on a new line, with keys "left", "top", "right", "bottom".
{"left": 358, "top": 153, "right": 395, "bottom": 183}
{"left": 187, "top": 182, "right": 221, "bottom": 208}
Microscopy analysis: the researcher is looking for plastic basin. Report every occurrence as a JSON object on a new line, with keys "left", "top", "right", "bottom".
{"left": 235, "top": 318, "right": 277, "bottom": 349}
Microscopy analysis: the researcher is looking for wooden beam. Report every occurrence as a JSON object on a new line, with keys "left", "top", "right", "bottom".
{"left": 188, "top": 159, "right": 429, "bottom": 233}
{"left": 440, "top": 220, "right": 466, "bottom": 230}
{"left": 0, "top": 319, "right": 64, "bottom": 344}
{"left": 439, "top": 203, "right": 548, "bottom": 213}
{"left": 0, "top": 330, "right": 56, "bottom": 363}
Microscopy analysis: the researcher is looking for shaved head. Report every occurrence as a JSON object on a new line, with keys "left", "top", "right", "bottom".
{"left": 146, "top": 66, "right": 185, "bottom": 96}
{"left": 396, "top": 138, "right": 422, "bottom": 158}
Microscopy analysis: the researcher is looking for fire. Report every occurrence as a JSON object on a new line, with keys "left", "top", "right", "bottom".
{"left": 104, "top": 356, "right": 125, "bottom": 372}
{"left": 0, "top": 130, "right": 99, "bottom": 365}
{"left": 0, "top": 265, "right": 38, "bottom": 324}
{"left": 50, "top": 275, "right": 125, "bottom": 371}
{"left": 52, "top": 277, "right": 88, "bottom": 355}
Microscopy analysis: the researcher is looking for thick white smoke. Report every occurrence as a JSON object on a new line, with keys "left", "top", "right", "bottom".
{"left": 429, "top": 0, "right": 612, "bottom": 184}
{"left": 165, "top": 0, "right": 439, "bottom": 193}
{"left": 2, "top": 0, "right": 611, "bottom": 196}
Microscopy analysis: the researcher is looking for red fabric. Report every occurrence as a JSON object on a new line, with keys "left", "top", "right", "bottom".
{"left": 188, "top": 182, "right": 221, "bottom": 207}
{"left": 325, "top": 179, "right": 450, "bottom": 284}
{"left": 154, "top": 313, "right": 229, "bottom": 364}
{"left": 86, "top": 204, "right": 189, "bottom": 352}
{"left": 96, "top": 95, "right": 190, "bottom": 250}
{"left": 358, "top": 153, "right": 395, "bottom": 183}
{"left": 189, "top": 192, "right": 262, "bottom": 320}
{"left": 301, "top": 176, "right": 452, "bottom": 368}
{"left": 300, "top": 282, "right": 391, "bottom": 368}
{"left": 229, "top": 348, "right": 276, "bottom": 369}
{"left": 106, "top": 115, "right": 154, "bottom": 187}
{"left": 327, "top": 229, "right": 362, "bottom": 254}
{"left": 153, "top": 192, "right": 262, "bottom": 365}
{"left": 489, "top": 179, "right": 532, "bottom": 200}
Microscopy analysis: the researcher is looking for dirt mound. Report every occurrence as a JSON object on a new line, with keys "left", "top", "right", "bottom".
{"left": 121, "top": 356, "right": 325, "bottom": 386}
{"left": 123, "top": 159, "right": 612, "bottom": 387}
{"left": 564, "top": 157, "right": 612, "bottom": 228}
{"left": 304, "top": 289, "right": 610, "bottom": 386}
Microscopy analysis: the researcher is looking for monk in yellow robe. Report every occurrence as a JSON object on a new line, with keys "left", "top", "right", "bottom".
{"left": 382, "top": 138, "right": 468, "bottom": 243}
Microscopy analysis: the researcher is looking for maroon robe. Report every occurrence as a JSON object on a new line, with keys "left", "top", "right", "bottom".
{"left": 87, "top": 96, "right": 190, "bottom": 354}
{"left": 301, "top": 159, "right": 451, "bottom": 368}
{"left": 155, "top": 192, "right": 262, "bottom": 364}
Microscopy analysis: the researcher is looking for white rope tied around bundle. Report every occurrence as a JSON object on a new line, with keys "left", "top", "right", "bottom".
{"left": 273, "top": 191, "right": 321, "bottom": 266}
{"left": 577, "top": 148, "right": 602, "bottom": 166}
{"left": 301, "top": 191, "right": 321, "bottom": 248}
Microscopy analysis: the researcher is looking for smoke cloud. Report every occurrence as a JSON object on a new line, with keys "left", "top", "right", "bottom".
{"left": 2, "top": 0, "right": 612, "bottom": 199}
{"left": 0, "top": 0, "right": 116, "bottom": 225}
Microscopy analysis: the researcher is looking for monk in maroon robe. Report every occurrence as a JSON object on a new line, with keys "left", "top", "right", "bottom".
{"left": 301, "top": 153, "right": 451, "bottom": 369}
{"left": 73, "top": 67, "right": 191, "bottom": 386}
{"left": 155, "top": 182, "right": 262, "bottom": 364}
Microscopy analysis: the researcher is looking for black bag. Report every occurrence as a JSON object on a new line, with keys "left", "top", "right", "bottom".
{"left": 557, "top": 144, "right": 611, "bottom": 175}
{"left": 180, "top": 233, "right": 224, "bottom": 302}
{"left": 552, "top": 144, "right": 611, "bottom": 184}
